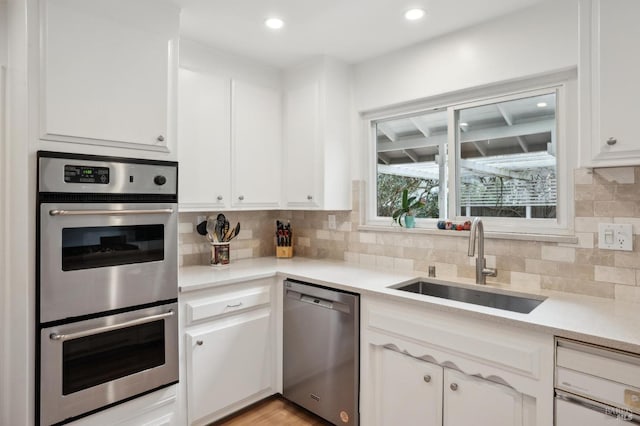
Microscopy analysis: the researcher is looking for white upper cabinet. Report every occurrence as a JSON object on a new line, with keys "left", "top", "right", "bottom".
{"left": 580, "top": 0, "right": 640, "bottom": 167}
{"left": 40, "top": 0, "right": 179, "bottom": 153}
{"left": 283, "top": 57, "right": 352, "bottom": 210}
{"left": 231, "top": 80, "right": 282, "bottom": 208}
{"left": 178, "top": 69, "right": 231, "bottom": 211}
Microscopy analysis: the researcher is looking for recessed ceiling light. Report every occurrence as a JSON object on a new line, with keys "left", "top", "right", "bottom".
{"left": 537, "top": 102, "right": 548, "bottom": 108}
{"left": 460, "top": 122, "right": 468, "bottom": 127}
{"left": 265, "top": 17, "right": 284, "bottom": 30}
{"left": 404, "top": 8, "right": 426, "bottom": 21}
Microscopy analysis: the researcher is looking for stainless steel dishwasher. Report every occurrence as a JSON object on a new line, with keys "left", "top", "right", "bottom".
{"left": 283, "top": 279, "right": 359, "bottom": 425}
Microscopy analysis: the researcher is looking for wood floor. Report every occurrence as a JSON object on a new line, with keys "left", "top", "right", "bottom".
{"left": 212, "top": 396, "right": 332, "bottom": 426}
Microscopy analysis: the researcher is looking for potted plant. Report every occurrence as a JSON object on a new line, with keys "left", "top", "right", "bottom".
{"left": 392, "top": 189, "right": 424, "bottom": 228}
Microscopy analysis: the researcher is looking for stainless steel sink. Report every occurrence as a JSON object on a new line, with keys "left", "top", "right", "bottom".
{"left": 389, "top": 279, "right": 545, "bottom": 314}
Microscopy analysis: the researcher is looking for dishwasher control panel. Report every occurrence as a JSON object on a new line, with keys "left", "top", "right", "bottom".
{"left": 555, "top": 337, "right": 640, "bottom": 423}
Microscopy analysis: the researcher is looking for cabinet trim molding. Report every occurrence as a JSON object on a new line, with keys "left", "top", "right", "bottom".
{"left": 368, "top": 308, "right": 541, "bottom": 378}
{"left": 382, "top": 343, "right": 518, "bottom": 391}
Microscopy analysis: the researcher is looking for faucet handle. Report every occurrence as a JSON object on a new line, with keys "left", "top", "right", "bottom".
{"left": 482, "top": 267, "right": 497, "bottom": 278}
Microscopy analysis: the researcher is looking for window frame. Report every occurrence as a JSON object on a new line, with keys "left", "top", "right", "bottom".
{"left": 364, "top": 73, "right": 576, "bottom": 236}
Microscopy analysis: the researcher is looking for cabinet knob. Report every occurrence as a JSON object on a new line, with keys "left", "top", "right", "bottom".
{"left": 157, "top": 135, "right": 165, "bottom": 142}
{"left": 450, "top": 383, "right": 458, "bottom": 391}
{"left": 196, "top": 340, "right": 203, "bottom": 346}
{"left": 423, "top": 375, "right": 431, "bottom": 383}
{"left": 238, "top": 195, "right": 244, "bottom": 201}
{"left": 217, "top": 195, "right": 223, "bottom": 201}
{"left": 307, "top": 195, "right": 313, "bottom": 200}
{"left": 606, "top": 137, "right": 617, "bottom": 146}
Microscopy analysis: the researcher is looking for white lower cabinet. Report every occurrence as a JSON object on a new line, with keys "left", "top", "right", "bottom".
{"left": 443, "top": 369, "right": 523, "bottom": 426}
{"left": 380, "top": 348, "right": 523, "bottom": 426}
{"left": 180, "top": 278, "right": 278, "bottom": 426}
{"left": 362, "top": 295, "right": 552, "bottom": 426}
{"left": 380, "top": 348, "right": 443, "bottom": 426}
{"left": 186, "top": 311, "right": 272, "bottom": 424}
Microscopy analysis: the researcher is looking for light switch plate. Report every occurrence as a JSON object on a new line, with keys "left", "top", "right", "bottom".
{"left": 598, "top": 223, "right": 633, "bottom": 251}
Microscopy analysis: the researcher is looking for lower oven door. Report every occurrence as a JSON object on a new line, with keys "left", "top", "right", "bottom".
{"left": 39, "top": 302, "right": 178, "bottom": 426}
{"left": 39, "top": 202, "right": 177, "bottom": 323}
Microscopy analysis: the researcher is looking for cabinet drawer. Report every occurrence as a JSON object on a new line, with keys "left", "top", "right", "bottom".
{"left": 185, "top": 286, "right": 271, "bottom": 324}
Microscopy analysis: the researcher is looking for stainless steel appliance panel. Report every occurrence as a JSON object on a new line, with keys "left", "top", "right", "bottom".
{"left": 39, "top": 156, "right": 177, "bottom": 195}
{"left": 39, "top": 202, "right": 177, "bottom": 323}
{"left": 283, "top": 280, "right": 359, "bottom": 426}
{"left": 40, "top": 302, "right": 179, "bottom": 426}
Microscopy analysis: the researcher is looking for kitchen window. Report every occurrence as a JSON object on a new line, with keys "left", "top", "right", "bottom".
{"left": 375, "top": 108, "right": 448, "bottom": 220}
{"left": 367, "top": 77, "right": 575, "bottom": 236}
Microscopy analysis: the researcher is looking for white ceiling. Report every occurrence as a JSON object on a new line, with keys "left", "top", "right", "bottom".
{"left": 174, "top": 0, "right": 545, "bottom": 68}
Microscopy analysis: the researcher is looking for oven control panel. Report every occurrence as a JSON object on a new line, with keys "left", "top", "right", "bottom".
{"left": 64, "top": 165, "right": 110, "bottom": 184}
{"left": 38, "top": 153, "right": 178, "bottom": 196}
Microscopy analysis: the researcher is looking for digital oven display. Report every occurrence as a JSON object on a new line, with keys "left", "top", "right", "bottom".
{"left": 64, "top": 164, "right": 110, "bottom": 184}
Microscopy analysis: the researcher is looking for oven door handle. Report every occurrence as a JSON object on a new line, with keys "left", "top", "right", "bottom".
{"left": 49, "top": 208, "right": 174, "bottom": 216}
{"left": 49, "top": 310, "right": 174, "bottom": 342}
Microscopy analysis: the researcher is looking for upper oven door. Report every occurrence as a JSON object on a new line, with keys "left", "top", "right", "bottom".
{"left": 39, "top": 202, "right": 178, "bottom": 323}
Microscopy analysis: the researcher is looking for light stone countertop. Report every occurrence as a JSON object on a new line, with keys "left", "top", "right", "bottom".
{"left": 180, "top": 257, "right": 640, "bottom": 354}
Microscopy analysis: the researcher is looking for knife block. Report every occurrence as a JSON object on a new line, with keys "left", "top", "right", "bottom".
{"left": 276, "top": 246, "right": 293, "bottom": 258}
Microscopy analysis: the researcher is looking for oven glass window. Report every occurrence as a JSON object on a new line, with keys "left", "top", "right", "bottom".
{"left": 62, "top": 320, "right": 165, "bottom": 395}
{"left": 61, "top": 225, "right": 164, "bottom": 271}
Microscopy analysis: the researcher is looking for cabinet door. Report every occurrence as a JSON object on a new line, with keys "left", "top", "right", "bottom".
{"left": 178, "top": 69, "right": 231, "bottom": 210}
{"left": 284, "top": 82, "right": 320, "bottom": 208}
{"left": 231, "top": 80, "right": 281, "bottom": 208}
{"left": 186, "top": 311, "right": 272, "bottom": 425}
{"left": 380, "top": 348, "right": 443, "bottom": 426}
{"left": 443, "top": 369, "right": 523, "bottom": 426}
{"left": 41, "top": 0, "right": 178, "bottom": 151}
{"left": 587, "top": 0, "right": 640, "bottom": 165}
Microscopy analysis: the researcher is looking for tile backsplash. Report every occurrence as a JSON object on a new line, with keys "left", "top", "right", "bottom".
{"left": 179, "top": 167, "right": 640, "bottom": 302}
{"left": 179, "top": 210, "right": 280, "bottom": 266}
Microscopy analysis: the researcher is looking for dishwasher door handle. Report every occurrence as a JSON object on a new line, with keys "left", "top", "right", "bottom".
{"left": 300, "top": 294, "right": 334, "bottom": 309}
{"left": 286, "top": 289, "right": 351, "bottom": 314}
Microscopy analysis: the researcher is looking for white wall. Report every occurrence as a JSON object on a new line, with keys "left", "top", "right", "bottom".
{"left": 3, "top": 0, "right": 35, "bottom": 423}
{"left": 180, "top": 38, "right": 281, "bottom": 90}
{"left": 353, "top": 0, "right": 579, "bottom": 112}
{"left": 0, "top": 2, "right": 7, "bottom": 425}
{"left": 0, "top": 1, "right": 7, "bottom": 65}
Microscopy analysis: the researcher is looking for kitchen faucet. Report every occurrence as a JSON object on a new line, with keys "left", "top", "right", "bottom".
{"left": 468, "top": 217, "right": 497, "bottom": 284}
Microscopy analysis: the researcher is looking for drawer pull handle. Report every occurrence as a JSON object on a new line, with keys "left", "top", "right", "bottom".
{"left": 196, "top": 340, "right": 203, "bottom": 346}
{"left": 606, "top": 137, "right": 617, "bottom": 146}
{"left": 450, "top": 383, "right": 458, "bottom": 391}
{"left": 226, "top": 302, "right": 243, "bottom": 308}
{"left": 423, "top": 375, "right": 431, "bottom": 383}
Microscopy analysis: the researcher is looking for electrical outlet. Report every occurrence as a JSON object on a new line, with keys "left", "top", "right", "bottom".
{"left": 598, "top": 223, "right": 633, "bottom": 251}
{"left": 328, "top": 215, "right": 337, "bottom": 230}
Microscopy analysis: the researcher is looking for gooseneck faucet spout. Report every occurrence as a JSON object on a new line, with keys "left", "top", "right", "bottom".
{"left": 468, "top": 217, "right": 497, "bottom": 285}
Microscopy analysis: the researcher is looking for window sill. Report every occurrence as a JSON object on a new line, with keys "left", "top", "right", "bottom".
{"left": 357, "top": 224, "right": 579, "bottom": 244}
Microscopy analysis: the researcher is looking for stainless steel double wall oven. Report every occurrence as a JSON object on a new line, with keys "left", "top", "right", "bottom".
{"left": 36, "top": 151, "right": 179, "bottom": 425}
